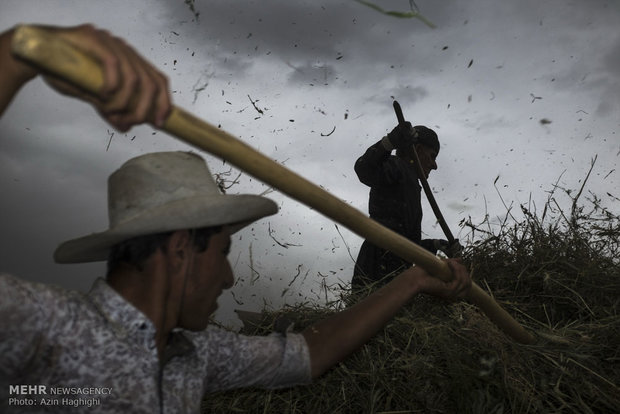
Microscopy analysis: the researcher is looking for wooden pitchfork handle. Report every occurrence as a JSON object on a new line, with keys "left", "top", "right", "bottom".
{"left": 10, "top": 25, "right": 535, "bottom": 344}
{"left": 392, "top": 101, "right": 456, "bottom": 246}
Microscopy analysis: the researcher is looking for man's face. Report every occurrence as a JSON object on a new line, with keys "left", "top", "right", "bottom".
{"left": 179, "top": 228, "right": 234, "bottom": 331}
{"left": 415, "top": 144, "right": 438, "bottom": 179}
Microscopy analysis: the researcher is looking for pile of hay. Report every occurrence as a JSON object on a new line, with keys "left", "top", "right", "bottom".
{"left": 202, "top": 186, "right": 619, "bottom": 413}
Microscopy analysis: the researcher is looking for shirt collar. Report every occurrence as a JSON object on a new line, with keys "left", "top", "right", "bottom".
{"left": 87, "top": 278, "right": 195, "bottom": 358}
{"left": 87, "top": 278, "right": 157, "bottom": 351}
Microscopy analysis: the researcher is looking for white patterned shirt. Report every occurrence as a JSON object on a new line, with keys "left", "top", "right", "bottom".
{"left": 0, "top": 274, "right": 312, "bottom": 413}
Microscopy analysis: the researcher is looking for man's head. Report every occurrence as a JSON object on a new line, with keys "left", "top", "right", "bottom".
{"left": 396, "top": 125, "right": 439, "bottom": 179}
{"left": 53, "top": 152, "right": 278, "bottom": 330}
{"left": 414, "top": 143, "right": 438, "bottom": 180}
{"left": 105, "top": 225, "right": 232, "bottom": 330}
{"left": 413, "top": 125, "right": 439, "bottom": 154}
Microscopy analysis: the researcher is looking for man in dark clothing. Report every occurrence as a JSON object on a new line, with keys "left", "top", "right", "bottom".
{"left": 352, "top": 122, "right": 460, "bottom": 290}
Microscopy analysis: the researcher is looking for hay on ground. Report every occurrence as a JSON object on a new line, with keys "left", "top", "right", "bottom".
{"left": 202, "top": 180, "right": 620, "bottom": 414}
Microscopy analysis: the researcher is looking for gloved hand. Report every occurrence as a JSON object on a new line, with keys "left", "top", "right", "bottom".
{"left": 432, "top": 239, "right": 464, "bottom": 258}
{"left": 381, "top": 122, "right": 418, "bottom": 151}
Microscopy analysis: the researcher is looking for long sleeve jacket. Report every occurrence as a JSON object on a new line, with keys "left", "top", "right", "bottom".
{"left": 355, "top": 140, "right": 432, "bottom": 250}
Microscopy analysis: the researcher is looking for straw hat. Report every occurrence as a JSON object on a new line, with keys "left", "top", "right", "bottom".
{"left": 54, "top": 151, "right": 278, "bottom": 263}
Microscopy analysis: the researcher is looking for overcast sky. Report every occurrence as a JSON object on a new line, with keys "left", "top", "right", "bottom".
{"left": 1, "top": 0, "right": 618, "bottom": 327}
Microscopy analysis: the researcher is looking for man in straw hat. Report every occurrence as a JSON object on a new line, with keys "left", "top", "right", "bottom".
{"left": 352, "top": 121, "right": 463, "bottom": 290}
{"left": 0, "top": 24, "right": 471, "bottom": 413}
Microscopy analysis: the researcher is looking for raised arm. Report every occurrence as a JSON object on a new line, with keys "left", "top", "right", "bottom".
{"left": 354, "top": 139, "right": 396, "bottom": 187}
{"left": 0, "top": 23, "right": 171, "bottom": 131}
{"left": 354, "top": 122, "right": 418, "bottom": 187}
{"left": 302, "top": 259, "right": 471, "bottom": 378}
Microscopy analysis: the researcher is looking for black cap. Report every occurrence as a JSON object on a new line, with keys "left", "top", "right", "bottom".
{"left": 414, "top": 125, "right": 439, "bottom": 153}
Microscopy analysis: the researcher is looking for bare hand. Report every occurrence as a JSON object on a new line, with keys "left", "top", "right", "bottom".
{"left": 23, "top": 24, "right": 171, "bottom": 131}
{"left": 413, "top": 259, "right": 472, "bottom": 300}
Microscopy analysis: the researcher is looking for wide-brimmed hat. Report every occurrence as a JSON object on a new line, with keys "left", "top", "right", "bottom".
{"left": 54, "top": 151, "right": 278, "bottom": 263}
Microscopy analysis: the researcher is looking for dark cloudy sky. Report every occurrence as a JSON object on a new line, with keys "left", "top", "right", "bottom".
{"left": 1, "top": 0, "right": 618, "bottom": 327}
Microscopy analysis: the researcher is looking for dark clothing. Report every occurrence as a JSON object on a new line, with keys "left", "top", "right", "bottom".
{"left": 352, "top": 140, "right": 435, "bottom": 289}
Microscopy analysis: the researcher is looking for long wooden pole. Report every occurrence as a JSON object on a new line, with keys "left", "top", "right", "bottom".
{"left": 393, "top": 101, "right": 456, "bottom": 245}
{"left": 10, "top": 25, "right": 535, "bottom": 344}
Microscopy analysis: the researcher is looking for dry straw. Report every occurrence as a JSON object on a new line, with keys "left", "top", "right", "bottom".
{"left": 203, "top": 168, "right": 619, "bottom": 413}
